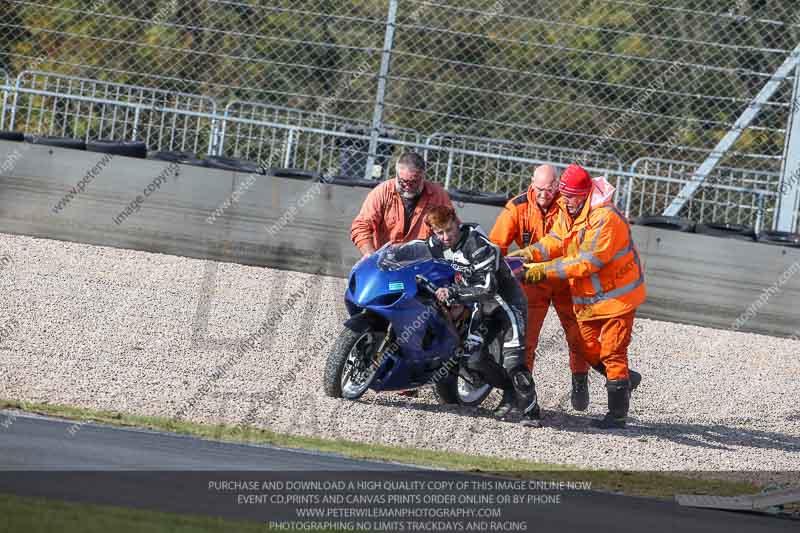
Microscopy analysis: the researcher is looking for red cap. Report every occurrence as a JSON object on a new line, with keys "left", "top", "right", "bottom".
{"left": 559, "top": 164, "right": 592, "bottom": 196}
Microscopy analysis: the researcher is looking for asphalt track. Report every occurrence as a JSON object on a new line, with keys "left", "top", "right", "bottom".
{"left": 0, "top": 410, "right": 796, "bottom": 532}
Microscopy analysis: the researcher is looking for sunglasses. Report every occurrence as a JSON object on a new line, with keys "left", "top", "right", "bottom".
{"left": 398, "top": 177, "right": 422, "bottom": 187}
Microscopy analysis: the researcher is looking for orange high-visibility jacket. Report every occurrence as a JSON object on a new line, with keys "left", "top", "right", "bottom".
{"left": 489, "top": 187, "right": 567, "bottom": 256}
{"left": 523, "top": 197, "right": 646, "bottom": 321}
{"left": 350, "top": 179, "right": 453, "bottom": 250}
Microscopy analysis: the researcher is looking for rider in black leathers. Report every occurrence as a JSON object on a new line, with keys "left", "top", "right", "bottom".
{"left": 425, "top": 206, "right": 542, "bottom": 427}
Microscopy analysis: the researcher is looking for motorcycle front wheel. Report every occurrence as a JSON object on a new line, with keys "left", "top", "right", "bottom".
{"left": 323, "top": 326, "right": 385, "bottom": 400}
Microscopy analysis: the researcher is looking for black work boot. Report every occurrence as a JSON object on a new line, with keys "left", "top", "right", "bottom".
{"left": 571, "top": 372, "right": 590, "bottom": 411}
{"left": 629, "top": 369, "right": 642, "bottom": 393}
{"left": 493, "top": 389, "right": 515, "bottom": 419}
{"left": 593, "top": 364, "right": 642, "bottom": 394}
{"left": 590, "top": 379, "right": 630, "bottom": 429}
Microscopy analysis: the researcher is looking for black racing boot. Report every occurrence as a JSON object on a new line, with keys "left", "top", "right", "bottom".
{"left": 570, "top": 372, "right": 589, "bottom": 411}
{"left": 590, "top": 379, "right": 630, "bottom": 429}
{"left": 500, "top": 392, "right": 542, "bottom": 427}
{"left": 519, "top": 400, "right": 542, "bottom": 428}
{"left": 493, "top": 389, "right": 515, "bottom": 419}
{"left": 510, "top": 368, "right": 543, "bottom": 428}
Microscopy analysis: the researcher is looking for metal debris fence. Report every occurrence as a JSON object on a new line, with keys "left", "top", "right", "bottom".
{"left": 1, "top": 1, "right": 799, "bottom": 229}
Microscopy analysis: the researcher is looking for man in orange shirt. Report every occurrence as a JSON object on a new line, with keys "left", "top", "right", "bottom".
{"left": 351, "top": 152, "right": 453, "bottom": 256}
{"left": 489, "top": 165, "right": 592, "bottom": 412}
{"left": 512, "top": 164, "right": 645, "bottom": 429}
{"left": 351, "top": 151, "right": 453, "bottom": 397}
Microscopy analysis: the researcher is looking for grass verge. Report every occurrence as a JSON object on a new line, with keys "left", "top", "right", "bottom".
{"left": 0, "top": 398, "right": 760, "bottom": 499}
{"left": 0, "top": 493, "right": 344, "bottom": 533}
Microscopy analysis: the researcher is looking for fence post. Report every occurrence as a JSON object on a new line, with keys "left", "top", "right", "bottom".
{"left": 755, "top": 192, "right": 766, "bottom": 235}
{"left": 209, "top": 117, "right": 220, "bottom": 156}
{"left": 0, "top": 70, "right": 8, "bottom": 131}
{"left": 284, "top": 128, "right": 296, "bottom": 168}
{"left": 775, "top": 62, "right": 800, "bottom": 232}
{"left": 625, "top": 161, "right": 641, "bottom": 218}
{"left": 364, "top": 0, "right": 398, "bottom": 181}
{"left": 132, "top": 107, "right": 141, "bottom": 141}
{"left": 214, "top": 103, "right": 233, "bottom": 157}
{"left": 9, "top": 73, "right": 21, "bottom": 131}
{"left": 444, "top": 150, "right": 454, "bottom": 190}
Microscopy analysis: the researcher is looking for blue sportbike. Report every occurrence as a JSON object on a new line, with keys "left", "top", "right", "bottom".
{"left": 323, "top": 240, "right": 525, "bottom": 406}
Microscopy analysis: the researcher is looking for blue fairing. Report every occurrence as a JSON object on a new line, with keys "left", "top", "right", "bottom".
{"left": 344, "top": 241, "right": 460, "bottom": 391}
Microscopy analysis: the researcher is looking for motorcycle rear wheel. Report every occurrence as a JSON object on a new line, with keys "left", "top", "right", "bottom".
{"left": 432, "top": 338, "right": 500, "bottom": 407}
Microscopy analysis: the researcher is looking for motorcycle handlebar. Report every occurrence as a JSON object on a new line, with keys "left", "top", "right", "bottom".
{"left": 415, "top": 275, "right": 454, "bottom": 307}
{"left": 415, "top": 274, "right": 437, "bottom": 295}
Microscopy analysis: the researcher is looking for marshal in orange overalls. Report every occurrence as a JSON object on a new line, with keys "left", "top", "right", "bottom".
{"left": 489, "top": 187, "right": 589, "bottom": 375}
{"left": 520, "top": 195, "right": 646, "bottom": 382}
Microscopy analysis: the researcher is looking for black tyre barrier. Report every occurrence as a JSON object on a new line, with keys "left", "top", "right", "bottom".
{"left": 694, "top": 222, "right": 756, "bottom": 241}
{"left": 327, "top": 175, "right": 382, "bottom": 188}
{"left": 87, "top": 139, "right": 147, "bottom": 159}
{"left": 449, "top": 189, "right": 510, "bottom": 208}
{"left": 757, "top": 230, "right": 800, "bottom": 248}
{"left": 24, "top": 135, "right": 86, "bottom": 151}
{"left": 203, "top": 155, "right": 265, "bottom": 175}
{"left": 267, "top": 167, "right": 321, "bottom": 181}
{"left": 147, "top": 150, "right": 207, "bottom": 167}
{"left": 632, "top": 214, "right": 695, "bottom": 232}
{"left": 0, "top": 131, "right": 25, "bottom": 142}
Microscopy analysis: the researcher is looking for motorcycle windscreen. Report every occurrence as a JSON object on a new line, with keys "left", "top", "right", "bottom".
{"left": 376, "top": 240, "right": 432, "bottom": 271}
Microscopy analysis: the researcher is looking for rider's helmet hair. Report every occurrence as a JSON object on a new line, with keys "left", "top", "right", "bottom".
{"left": 424, "top": 205, "right": 457, "bottom": 229}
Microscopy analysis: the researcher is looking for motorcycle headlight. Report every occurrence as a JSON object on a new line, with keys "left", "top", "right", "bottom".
{"left": 370, "top": 292, "right": 403, "bottom": 307}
